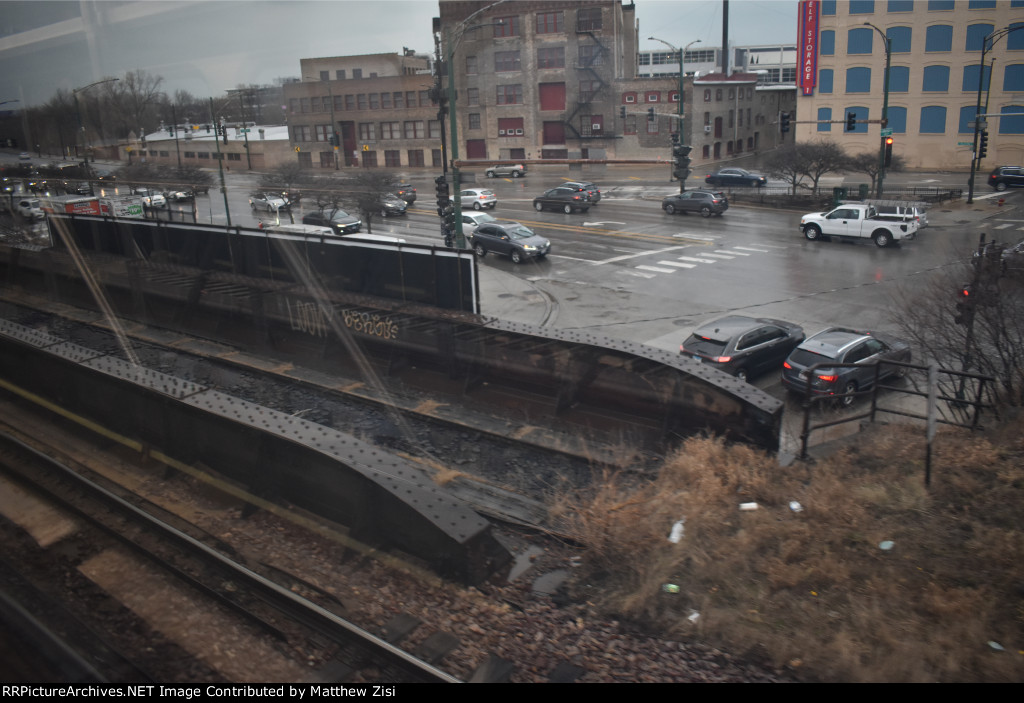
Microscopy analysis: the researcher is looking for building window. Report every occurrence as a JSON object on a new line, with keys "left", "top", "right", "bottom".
{"left": 845, "top": 106, "right": 869, "bottom": 133}
{"left": 999, "top": 106, "right": 1024, "bottom": 134}
{"left": 822, "top": 0, "right": 836, "bottom": 14}
{"left": 345, "top": 95, "right": 356, "bottom": 110}
{"left": 622, "top": 92, "right": 637, "bottom": 103}
{"left": 197, "top": 152, "right": 209, "bottom": 159}
{"left": 319, "top": 70, "right": 329, "bottom": 81}
{"left": 847, "top": 67, "right": 872, "bottom": 92}
{"left": 294, "top": 125, "right": 312, "bottom": 141}
{"left": 704, "top": 89, "right": 711, "bottom": 102}
{"left": 227, "top": 153, "right": 241, "bottom": 161}
{"left": 647, "top": 117, "right": 659, "bottom": 134}
{"left": 380, "top": 122, "right": 400, "bottom": 139}
{"left": 670, "top": 91, "right": 679, "bottom": 103}
{"left": 381, "top": 92, "right": 392, "bottom": 110}
{"left": 432, "top": 149, "right": 443, "bottom": 167}
{"left": 963, "top": 64, "right": 992, "bottom": 92}
{"left": 887, "top": 27, "right": 912, "bottom": 53}
{"left": 624, "top": 115, "right": 637, "bottom": 135}
{"left": 384, "top": 150, "right": 401, "bottom": 167}
{"left": 538, "top": 47, "right": 564, "bottom": 68}
{"left": 466, "top": 56, "right": 478, "bottom": 74}
{"left": 369, "top": 93, "right": 380, "bottom": 110}
{"left": 850, "top": 0, "right": 875, "bottom": 12}
{"left": 702, "top": 144, "right": 710, "bottom": 159}
{"left": 968, "top": 0, "right": 997, "bottom": 8}
{"left": 184, "top": 151, "right": 195, "bottom": 158}
{"left": 536, "top": 11, "right": 563, "bottom": 34}
{"left": 579, "top": 45, "right": 603, "bottom": 67}
{"left": 498, "top": 117, "right": 524, "bottom": 136}
{"left": 885, "top": 65, "right": 908, "bottom": 92}
{"left": 357, "top": 94, "right": 367, "bottom": 110}
{"left": 821, "top": 30, "right": 835, "bottom": 56}
{"left": 352, "top": 69, "right": 362, "bottom": 79}
{"left": 1010, "top": 22, "right": 1024, "bottom": 50}
{"left": 300, "top": 98, "right": 310, "bottom": 113}
{"left": 925, "top": 25, "right": 953, "bottom": 52}
{"left": 336, "top": 69, "right": 345, "bottom": 80}
{"left": 927, "top": 0, "right": 954, "bottom": 8}
{"left": 358, "top": 123, "right": 375, "bottom": 140}
{"left": 315, "top": 124, "right": 328, "bottom": 141}
{"left": 922, "top": 65, "right": 950, "bottom": 91}
{"left": 920, "top": 106, "right": 946, "bottom": 133}
{"left": 818, "top": 107, "right": 832, "bottom": 132}
{"left": 958, "top": 105, "right": 977, "bottom": 133}
{"left": 467, "top": 88, "right": 480, "bottom": 106}
{"left": 469, "top": 113, "right": 481, "bottom": 129}
{"left": 403, "top": 121, "right": 425, "bottom": 139}
{"left": 704, "top": 111, "right": 711, "bottom": 125}
{"left": 888, "top": 106, "right": 907, "bottom": 133}
{"left": 494, "top": 16, "right": 520, "bottom": 37}
{"left": 848, "top": 27, "right": 873, "bottom": 54}
{"left": 581, "top": 81, "right": 602, "bottom": 102}
{"left": 715, "top": 89, "right": 723, "bottom": 101}
{"left": 497, "top": 85, "right": 523, "bottom": 105}
{"left": 888, "top": 1, "right": 914, "bottom": 11}
{"left": 580, "top": 115, "right": 603, "bottom": 136}
{"left": 577, "top": 7, "right": 602, "bottom": 31}
{"left": 362, "top": 151, "right": 376, "bottom": 167}
{"left": 408, "top": 150, "right": 425, "bottom": 167}
{"left": 1005, "top": 65, "right": 1024, "bottom": 92}
{"left": 429, "top": 120, "right": 441, "bottom": 139}
{"left": 819, "top": 68, "right": 834, "bottom": 93}
{"left": 495, "top": 51, "right": 521, "bottom": 72}
{"left": 966, "top": 24, "right": 995, "bottom": 52}
{"left": 406, "top": 91, "right": 417, "bottom": 107}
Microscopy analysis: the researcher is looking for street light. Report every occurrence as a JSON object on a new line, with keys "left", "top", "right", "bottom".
{"left": 967, "top": 25, "right": 1024, "bottom": 204}
{"left": 445, "top": 1, "right": 507, "bottom": 249}
{"left": 863, "top": 23, "right": 891, "bottom": 198}
{"left": 73, "top": 78, "right": 119, "bottom": 165}
{"left": 649, "top": 37, "right": 700, "bottom": 192}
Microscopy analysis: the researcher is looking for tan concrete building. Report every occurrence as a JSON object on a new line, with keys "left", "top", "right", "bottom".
{"left": 795, "top": 0, "right": 1024, "bottom": 170}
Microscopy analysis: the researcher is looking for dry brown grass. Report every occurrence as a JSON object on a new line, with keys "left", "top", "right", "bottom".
{"left": 552, "top": 420, "right": 1024, "bottom": 682}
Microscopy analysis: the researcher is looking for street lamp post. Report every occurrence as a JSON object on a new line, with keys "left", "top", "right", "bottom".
{"left": 649, "top": 37, "right": 700, "bottom": 193}
{"left": 967, "top": 25, "right": 1024, "bottom": 204}
{"left": 864, "top": 23, "right": 891, "bottom": 199}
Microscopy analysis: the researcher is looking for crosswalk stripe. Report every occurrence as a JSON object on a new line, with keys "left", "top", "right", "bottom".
{"left": 637, "top": 265, "right": 679, "bottom": 273}
{"left": 657, "top": 260, "right": 697, "bottom": 268}
{"left": 732, "top": 246, "right": 773, "bottom": 252}
{"left": 677, "top": 256, "right": 717, "bottom": 263}
{"left": 717, "top": 249, "right": 749, "bottom": 255}
{"left": 995, "top": 223, "right": 1013, "bottom": 229}
{"left": 704, "top": 253, "right": 735, "bottom": 259}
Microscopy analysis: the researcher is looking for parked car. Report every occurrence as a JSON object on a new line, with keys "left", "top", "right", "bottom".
{"left": 379, "top": 193, "right": 408, "bottom": 216}
{"left": 781, "top": 327, "right": 911, "bottom": 406}
{"left": 533, "top": 187, "right": 591, "bottom": 214}
{"left": 485, "top": 164, "right": 526, "bottom": 178}
{"left": 392, "top": 183, "right": 416, "bottom": 203}
{"left": 303, "top": 209, "right": 362, "bottom": 234}
{"left": 704, "top": 168, "right": 768, "bottom": 188}
{"left": 454, "top": 187, "right": 497, "bottom": 210}
{"left": 563, "top": 181, "right": 601, "bottom": 203}
{"left": 987, "top": 166, "right": 1024, "bottom": 191}
{"left": 165, "top": 188, "right": 194, "bottom": 202}
{"left": 134, "top": 188, "right": 166, "bottom": 208}
{"left": 662, "top": 190, "right": 729, "bottom": 217}
{"left": 680, "top": 315, "right": 805, "bottom": 382}
{"left": 18, "top": 152, "right": 31, "bottom": 161}
{"left": 250, "top": 192, "right": 288, "bottom": 211}
{"left": 471, "top": 221, "right": 550, "bottom": 264}
{"left": 462, "top": 211, "right": 498, "bottom": 229}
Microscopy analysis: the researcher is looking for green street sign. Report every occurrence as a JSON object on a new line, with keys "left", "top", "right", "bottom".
{"left": 958, "top": 141, "right": 974, "bottom": 146}
{"left": 880, "top": 128, "right": 893, "bottom": 137}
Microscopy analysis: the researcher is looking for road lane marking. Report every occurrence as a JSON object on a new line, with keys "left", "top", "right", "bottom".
{"left": 676, "top": 256, "right": 718, "bottom": 263}
{"left": 703, "top": 252, "right": 735, "bottom": 259}
{"left": 594, "top": 245, "right": 688, "bottom": 265}
{"left": 657, "top": 260, "right": 697, "bottom": 269}
{"left": 717, "top": 249, "right": 750, "bottom": 255}
{"left": 637, "top": 265, "right": 679, "bottom": 273}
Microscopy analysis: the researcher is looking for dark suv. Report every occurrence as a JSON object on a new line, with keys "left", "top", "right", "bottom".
{"left": 987, "top": 167, "right": 1024, "bottom": 191}
{"left": 562, "top": 181, "right": 601, "bottom": 203}
{"left": 662, "top": 190, "right": 728, "bottom": 217}
{"left": 680, "top": 315, "right": 805, "bottom": 382}
{"left": 392, "top": 183, "right": 417, "bottom": 203}
{"left": 303, "top": 209, "right": 362, "bottom": 235}
{"left": 470, "top": 221, "right": 550, "bottom": 264}
{"left": 781, "top": 327, "right": 911, "bottom": 405}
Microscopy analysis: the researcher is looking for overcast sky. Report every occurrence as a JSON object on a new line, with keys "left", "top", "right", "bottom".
{"left": 0, "top": 0, "right": 799, "bottom": 108}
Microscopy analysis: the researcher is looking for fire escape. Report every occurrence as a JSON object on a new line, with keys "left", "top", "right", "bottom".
{"left": 565, "top": 24, "right": 612, "bottom": 141}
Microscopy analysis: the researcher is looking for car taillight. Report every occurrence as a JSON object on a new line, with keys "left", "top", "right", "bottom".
{"left": 783, "top": 361, "right": 792, "bottom": 369}
{"left": 817, "top": 374, "right": 838, "bottom": 383}
{"left": 714, "top": 356, "right": 732, "bottom": 363}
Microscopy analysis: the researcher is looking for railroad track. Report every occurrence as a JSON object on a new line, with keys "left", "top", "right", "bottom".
{"left": 0, "top": 422, "right": 460, "bottom": 683}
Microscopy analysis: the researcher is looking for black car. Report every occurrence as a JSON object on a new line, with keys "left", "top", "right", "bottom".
{"left": 303, "top": 209, "right": 362, "bottom": 234}
{"left": 470, "top": 221, "right": 550, "bottom": 264}
{"left": 987, "top": 166, "right": 1024, "bottom": 191}
{"left": 392, "top": 183, "right": 417, "bottom": 203}
{"left": 680, "top": 315, "right": 805, "bottom": 382}
{"left": 562, "top": 181, "right": 601, "bottom": 203}
{"left": 533, "top": 187, "right": 591, "bottom": 214}
{"left": 704, "top": 168, "right": 768, "bottom": 188}
{"left": 662, "top": 190, "right": 729, "bottom": 217}
{"left": 379, "top": 193, "right": 407, "bottom": 217}
{"left": 781, "top": 327, "right": 911, "bottom": 406}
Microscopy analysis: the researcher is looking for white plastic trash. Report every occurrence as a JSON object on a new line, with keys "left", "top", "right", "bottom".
{"left": 739, "top": 502, "right": 758, "bottom": 511}
{"left": 668, "top": 518, "right": 686, "bottom": 543}
{"left": 789, "top": 501, "right": 803, "bottom": 512}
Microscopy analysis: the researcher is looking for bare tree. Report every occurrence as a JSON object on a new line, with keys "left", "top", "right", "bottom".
{"left": 345, "top": 170, "right": 402, "bottom": 234}
{"left": 846, "top": 151, "right": 906, "bottom": 195}
{"left": 104, "top": 70, "right": 166, "bottom": 138}
{"left": 765, "top": 141, "right": 848, "bottom": 195}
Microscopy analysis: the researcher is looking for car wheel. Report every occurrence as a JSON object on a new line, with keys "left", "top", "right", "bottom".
{"left": 563, "top": 204, "right": 573, "bottom": 214}
{"left": 735, "top": 368, "right": 749, "bottom": 382}
{"left": 700, "top": 206, "right": 712, "bottom": 218}
{"left": 534, "top": 202, "right": 543, "bottom": 211}
{"left": 486, "top": 171, "right": 495, "bottom": 178}
{"left": 841, "top": 381, "right": 857, "bottom": 407}
{"left": 511, "top": 249, "right": 523, "bottom": 264}
{"left": 804, "top": 224, "right": 821, "bottom": 241}
{"left": 874, "top": 231, "right": 892, "bottom": 248}
{"left": 995, "top": 181, "right": 1008, "bottom": 192}
{"left": 664, "top": 203, "right": 677, "bottom": 215}
{"left": 473, "top": 243, "right": 486, "bottom": 257}
{"left": 512, "top": 171, "right": 522, "bottom": 178}
{"left": 473, "top": 202, "right": 482, "bottom": 210}
{"left": 250, "top": 203, "right": 256, "bottom": 210}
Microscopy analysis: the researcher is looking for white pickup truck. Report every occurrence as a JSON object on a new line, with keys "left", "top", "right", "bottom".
{"left": 800, "top": 203, "right": 917, "bottom": 248}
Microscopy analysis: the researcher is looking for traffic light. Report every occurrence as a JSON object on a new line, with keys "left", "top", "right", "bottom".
{"left": 205, "top": 124, "right": 211, "bottom": 133}
{"left": 620, "top": 106, "right": 626, "bottom": 119}
{"left": 434, "top": 175, "right": 450, "bottom": 214}
{"left": 328, "top": 132, "right": 339, "bottom": 146}
{"left": 954, "top": 284, "right": 975, "bottom": 325}
{"left": 884, "top": 136, "right": 894, "bottom": 167}
{"left": 780, "top": 112, "right": 791, "bottom": 134}
{"left": 846, "top": 111, "right": 857, "bottom": 132}
{"left": 167, "top": 124, "right": 174, "bottom": 136}
{"left": 647, "top": 107, "right": 655, "bottom": 123}
{"left": 979, "top": 131, "right": 989, "bottom": 159}
{"left": 672, "top": 143, "right": 692, "bottom": 181}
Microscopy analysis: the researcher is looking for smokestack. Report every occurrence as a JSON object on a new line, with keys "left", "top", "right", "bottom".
{"left": 722, "top": 0, "right": 729, "bottom": 75}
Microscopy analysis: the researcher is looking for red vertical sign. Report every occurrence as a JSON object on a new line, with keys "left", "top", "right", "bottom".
{"left": 799, "top": 0, "right": 819, "bottom": 96}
